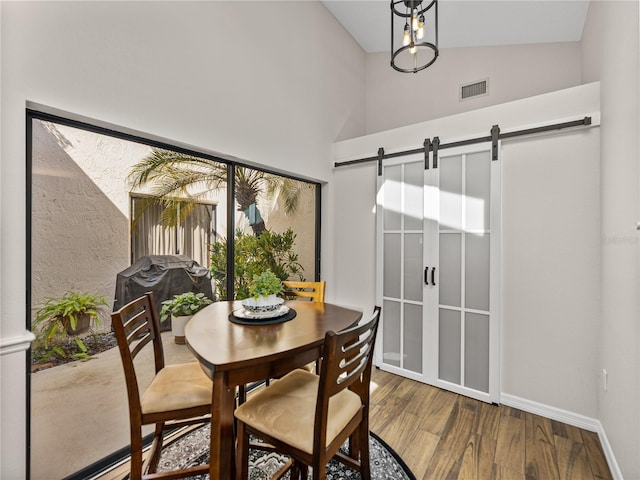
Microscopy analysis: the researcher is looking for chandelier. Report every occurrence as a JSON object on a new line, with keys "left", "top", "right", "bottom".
{"left": 390, "top": 0, "right": 439, "bottom": 73}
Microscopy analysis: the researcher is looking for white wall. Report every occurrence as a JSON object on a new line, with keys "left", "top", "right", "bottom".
{"left": 501, "top": 127, "right": 600, "bottom": 417}
{"left": 366, "top": 42, "right": 582, "bottom": 134}
{"left": 326, "top": 160, "right": 379, "bottom": 312}
{"left": 582, "top": 2, "right": 640, "bottom": 478}
{"left": 0, "top": 2, "right": 366, "bottom": 477}
{"left": 332, "top": 82, "right": 601, "bottom": 417}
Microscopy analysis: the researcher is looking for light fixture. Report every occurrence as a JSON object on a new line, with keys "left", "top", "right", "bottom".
{"left": 391, "top": 0, "right": 439, "bottom": 73}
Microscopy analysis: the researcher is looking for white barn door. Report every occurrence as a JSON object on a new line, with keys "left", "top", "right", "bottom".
{"left": 376, "top": 143, "right": 501, "bottom": 403}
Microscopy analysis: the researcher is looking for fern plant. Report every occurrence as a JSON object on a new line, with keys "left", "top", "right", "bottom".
{"left": 32, "top": 291, "right": 107, "bottom": 361}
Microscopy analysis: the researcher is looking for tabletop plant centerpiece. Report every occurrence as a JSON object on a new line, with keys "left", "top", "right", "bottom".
{"left": 242, "top": 269, "right": 284, "bottom": 314}
{"left": 160, "top": 291, "right": 213, "bottom": 344}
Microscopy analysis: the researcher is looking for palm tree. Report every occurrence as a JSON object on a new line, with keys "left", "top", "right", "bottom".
{"left": 128, "top": 148, "right": 305, "bottom": 236}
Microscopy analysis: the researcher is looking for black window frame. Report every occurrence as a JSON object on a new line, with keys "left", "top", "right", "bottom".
{"left": 25, "top": 107, "right": 322, "bottom": 479}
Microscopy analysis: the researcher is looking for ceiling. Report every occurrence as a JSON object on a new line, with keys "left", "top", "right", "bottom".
{"left": 322, "top": 1, "right": 591, "bottom": 53}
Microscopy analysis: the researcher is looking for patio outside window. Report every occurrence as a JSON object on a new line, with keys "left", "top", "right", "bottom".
{"left": 28, "top": 112, "right": 320, "bottom": 479}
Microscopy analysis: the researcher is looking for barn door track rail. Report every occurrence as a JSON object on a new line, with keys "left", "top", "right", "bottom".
{"left": 334, "top": 116, "right": 592, "bottom": 175}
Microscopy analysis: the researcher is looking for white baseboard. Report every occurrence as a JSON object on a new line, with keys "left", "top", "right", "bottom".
{"left": 501, "top": 393, "right": 600, "bottom": 431}
{"left": 594, "top": 422, "right": 624, "bottom": 480}
{"left": 501, "top": 393, "right": 623, "bottom": 480}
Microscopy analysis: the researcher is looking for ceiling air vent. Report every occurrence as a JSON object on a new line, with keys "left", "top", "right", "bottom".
{"left": 460, "top": 79, "right": 489, "bottom": 101}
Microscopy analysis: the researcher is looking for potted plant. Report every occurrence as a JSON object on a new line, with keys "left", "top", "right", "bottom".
{"left": 242, "top": 269, "right": 284, "bottom": 313}
{"left": 160, "top": 292, "right": 213, "bottom": 344}
{"left": 32, "top": 290, "right": 108, "bottom": 360}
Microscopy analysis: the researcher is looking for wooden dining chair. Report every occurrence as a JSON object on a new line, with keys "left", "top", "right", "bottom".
{"left": 235, "top": 306, "right": 381, "bottom": 480}
{"left": 282, "top": 280, "right": 326, "bottom": 302}
{"left": 111, "top": 292, "right": 212, "bottom": 480}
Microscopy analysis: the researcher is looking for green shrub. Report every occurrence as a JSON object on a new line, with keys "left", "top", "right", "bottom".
{"left": 210, "top": 228, "right": 304, "bottom": 300}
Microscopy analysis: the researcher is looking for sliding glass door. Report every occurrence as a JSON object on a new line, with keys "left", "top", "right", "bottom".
{"left": 28, "top": 111, "right": 320, "bottom": 479}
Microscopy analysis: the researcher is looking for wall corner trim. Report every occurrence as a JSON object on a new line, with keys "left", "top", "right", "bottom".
{"left": 501, "top": 393, "right": 622, "bottom": 480}
{"left": 0, "top": 331, "right": 36, "bottom": 356}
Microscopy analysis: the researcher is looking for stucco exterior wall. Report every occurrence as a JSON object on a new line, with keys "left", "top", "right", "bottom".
{"left": 31, "top": 120, "right": 148, "bottom": 322}
{"left": 264, "top": 183, "right": 318, "bottom": 280}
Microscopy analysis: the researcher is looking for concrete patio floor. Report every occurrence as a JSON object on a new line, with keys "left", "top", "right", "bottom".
{"left": 30, "top": 332, "right": 196, "bottom": 480}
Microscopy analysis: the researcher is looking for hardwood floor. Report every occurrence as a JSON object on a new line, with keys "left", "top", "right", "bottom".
{"left": 97, "top": 368, "right": 613, "bottom": 480}
{"left": 369, "top": 368, "right": 613, "bottom": 480}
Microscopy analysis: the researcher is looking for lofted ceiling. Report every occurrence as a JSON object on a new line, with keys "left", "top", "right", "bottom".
{"left": 322, "top": 0, "right": 591, "bottom": 53}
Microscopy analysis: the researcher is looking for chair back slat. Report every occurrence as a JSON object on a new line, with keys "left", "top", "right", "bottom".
{"left": 127, "top": 323, "right": 151, "bottom": 345}
{"left": 323, "top": 313, "right": 378, "bottom": 397}
{"left": 314, "top": 306, "right": 381, "bottom": 441}
{"left": 111, "top": 292, "right": 165, "bottom": 411}
{"left": 130, "top": 335, "right": 153, "bottom": 360}
{"left": 123, "top": 308, "right": 153, "bottom": 338}
{"left": 282, "top": 281, "right": 326, "bottom": 302}
{"left": 336, "top": 342, "right": 370, "bottom": 384}
{"left": 127, "top": 317, "right": 153, "bottom": 343}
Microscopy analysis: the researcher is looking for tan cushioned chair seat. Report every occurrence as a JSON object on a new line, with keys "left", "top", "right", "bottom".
{"left": 235, "top": 369, "right": 361, "bottom": 455}
{"left": 141, "top": 362, "right": 212, "bottom": 414}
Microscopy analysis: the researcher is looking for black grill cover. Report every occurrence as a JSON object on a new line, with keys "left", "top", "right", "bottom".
{"left": 113, "top": 255, "right": 213, "bottom": 331}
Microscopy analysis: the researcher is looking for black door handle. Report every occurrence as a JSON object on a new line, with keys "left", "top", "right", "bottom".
{"left": 425, "top": 267, "right": 437, "bottom": 286}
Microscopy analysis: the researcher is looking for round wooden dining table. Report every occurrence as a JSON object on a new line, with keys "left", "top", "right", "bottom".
{"left": 184, "top": 299, "right": 363, "bottom": 480}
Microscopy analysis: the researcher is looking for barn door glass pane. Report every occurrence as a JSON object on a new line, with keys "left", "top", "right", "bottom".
{"left": 384, "top": 233, "right": 401, "bottom": 298}
{"left": 465, "top": 151, "right": 491, "bottom": 231}
{"left": 384, "top": 165, "right": 402, "bottom": 230}
{"left": 462, "top": 150, "right": 491, "bottom": 393}
{"left": 404, "top": 303, "right": 423, "bottom": 373}
{"left": 438, "top": 150, "right": 491, "bottom": 394}
{"left": 465, "top": 312, "right": 490, "bottom": 392}
{"left": 381, "top": 160, "right": 424, "bottom": 374}
{"left": 383, "top": 300, "right": 401, "bottom": 367}
{"left": 439, "top": 154, "right": 462, "bottom": 230}
{"left": 439, "top": 233, "right": 461, "bottom": 307}
{"left": 404, "top": 161, "right": 423, "bottom": 230}
{"left": 404, "top": 233, "right": 423, "bottom": 302}
{"left": 439, "top": 308, "right": 461, "bottom": 384}
{"left": 465, "top": 233, "right": 490, "bottom": 311}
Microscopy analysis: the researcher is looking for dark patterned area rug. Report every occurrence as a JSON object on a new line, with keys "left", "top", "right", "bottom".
{"left": 156, "top": 424, "right": 416, "bottom": 479}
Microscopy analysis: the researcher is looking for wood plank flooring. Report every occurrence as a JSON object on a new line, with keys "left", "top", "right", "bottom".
{"left": 97, "top": 368, "right": 613, "bottom": 480}
{"left": 369, "top": 368, "right": 613, "bottom": 480}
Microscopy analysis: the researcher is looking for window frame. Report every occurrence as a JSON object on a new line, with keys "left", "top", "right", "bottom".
{"left": 25, "top": 107, "right": 322, "bottom": 479}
